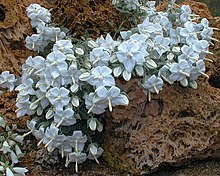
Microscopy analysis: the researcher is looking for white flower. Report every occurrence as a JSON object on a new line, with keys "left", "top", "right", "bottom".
{"left": 116, "top": 41, "right": 145, "bottom": 73}
{"left": 87, "top": 66, "right": 115, "bottom": 88}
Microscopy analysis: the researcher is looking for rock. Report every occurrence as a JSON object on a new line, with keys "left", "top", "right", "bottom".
{"left": 102, "top": 4, "right": 220, "bottom": 175}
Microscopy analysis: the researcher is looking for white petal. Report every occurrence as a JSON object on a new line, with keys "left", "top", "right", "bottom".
{"left": 6, "top": 168, "right": 14, "bottom": 176}
{"left": 13, "top": 167, "right": 28, "bottom": 174}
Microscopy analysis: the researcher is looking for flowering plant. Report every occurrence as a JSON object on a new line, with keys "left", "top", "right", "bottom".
{"left": 0, "top": 0, "right": 216, "bottom": 173}
{"left": 0, "top": 116, "right": 28, "bottom": 176}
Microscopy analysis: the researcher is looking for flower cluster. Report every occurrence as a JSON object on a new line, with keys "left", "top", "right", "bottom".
{"left": 16, "top": 4, "right": 129, "bottom": 172}
{"left": 13, "top": 1, "right": 215, "bottom": 173}
{"left": 25, "top": 4, "right": 66, "bottom": 52}
{"left": 109, "top": 0, "right": 215, "bottom": 100}
{"left": 0, "top": 116, "right": 28, "bottom": 176}
{"left": 0, "top": 71, "right": 17, "bottom": 94}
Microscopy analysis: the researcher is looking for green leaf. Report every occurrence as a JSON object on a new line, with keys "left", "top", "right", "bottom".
{"left": 113, "top": 66, "right": 123, "bottom": 77}
{"left": 89, "top": 118, "right": 97, "bottom": 131}
{"left": 79, "top": 72, "right": 90, "bottom": 81}
{"left": 122, "top": 70, "right": 131, "bottom": 81}
{"left": 145, "top": 59, "right": 157, "bottom": 69}
{"left": 180, "top": 78, "right": 188, "bottom": 87}
{"left": 135, "top": 66, "right": 144, "bottom": 76}
{"left": 70, "top": 84, "right": 79, "bottom": 93}
{"left": 189, "top": 80, "right": 197, "bottom": 89}
{"left": 71, "top": 96, "right": 80, "bottom": 107}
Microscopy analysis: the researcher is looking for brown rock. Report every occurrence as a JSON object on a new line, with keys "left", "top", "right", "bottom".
{"left": 102, "top": 4, "right": 220, "bottom": 175}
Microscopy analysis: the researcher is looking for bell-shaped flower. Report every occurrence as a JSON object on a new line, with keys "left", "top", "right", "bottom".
{"left": 89, "top": 48, "right": 110, "bottom": 66}
{"left": 138, "top": 17, "right": 162, "bottom": 36}
{"left": 46, "top": 87, "right": 70, "bottom": 111}
{"left": 87, "top": 66, "right": 115, "bottom": 88}
{"left": 35, "top": 76, "right": 50, "bottom": 92}
{"left": 66, "top": 131, "right": 87, "bottom": 151}
{"left": 0, "top": 141, "right": 11, "bottom": 154}
{"left": 129, "top": 33, "right": 149, "bottom": 53}
{"left": 95, "top": 86, "right": 129, "bottom": 112}
{"left": 116, "top": 41, "right": 145, "bottom": 73}
{"left": 169, "top": 28, "right": 180, "bottom": 46}
{"left": 68, "top": 151, "right": 87, "bottom": 172}
{"left": 54, "top": 108, "right": 76, "bottom": 127}
{"left": 100, "top": 33, "right": 120, "bottom": 52}
{"left": 25, "top": 34, "right": 43, "bottom": 51}
{"left": 16, "top": 100, "right": 35, "bottom": 117}
{"left": 192, "top": 40, "right": 210, "bottom": 56}
{"left": 23, "top": 56, "right": 45, "bottom": 76}
{"left": 169, "top": 59, "right": 191, "bottom": 82}
{"left": 190, "top": 60, "right": 208, "bottom": 80}
{"left": 49, "top": 27, "right": 66, "bottom": 42}
{"left": 141, "top": 75, "right": 163, "bottom": 94}
{"left": 0, "top": 71, "right": 17, "bottom": 91}
{"left": 178, "top": 45, "right": 199, "bottom": 63}
{"left": 27, "top": 3, "right": 51, "bottom": 27}
{"left": 43, "top": 125, "right": 59, "bottom": 148}
{"left": 53, "top": 40, "right": 74, "bottom": 54}
{"left": 45, "top": 72, "right": 62, "bottom": 88}
{"left": 15, "top": 78, "right": 35, "bottom": 96}
{"left": 87, "top": 144, "right": 103, "bottom": 164}
{"left": 58, "top": 141, "right": 72, "bottom": 158}
{"left": 153, "top": 36, "right": 170, "bottom": 56}
{"left": 180, "top": 5, "right": 192, "bottom": 23}
{"left": 45, "top": 51, "right": 68, "bottom": 78}
{"left": 85, "top": 93, "right": 107, "bottom": 114}
{"left": 179, "top": 22, "right": 197, "bottom": 43}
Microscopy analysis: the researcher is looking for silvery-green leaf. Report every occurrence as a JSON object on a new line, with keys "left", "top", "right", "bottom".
{"left": 180, "top": 78, "right": 188, "bottom": 87}
{"left": 172, "top": 46, "right": 180, "bottom": 53}
{"left": 8, "top": 139, "right": 15, "bottom": 146}
{"left": 110, "top": 55, "right": 118, "bottom": 63}
{"left": 113, "top": 66, "right": 123, "bottom": 77}
{"left": 84, "top": 60, "right": 91, "bottom": 69}
{"left": 66, "top": 54, "right": 76, "bottom": 61}
{"left": 122, "top": 70, "right": 131, "bottom": 81}
{"left": 70, "top": 83, "right": 79, "bottom": 93}
{"left": 90, "top": 145, "right": 98, "bottom": 155}
{"left": 135, "top": 66, "right": 144, "bottom": 76}
{"left": 145, "top": 59, "right": 157, "bottom": 69}
{"left": 29, "top": 101, "right": 38, "bottom": 110}
{"left": 0, "top": 116, "right": 6, "bottom": 127}
{"left": 75, "top": 48, "right": 84, "bottom": 55}
{"left": 120, "top": 31, "right": 132, "bottom": 40}
{"left": 89, "top": 118, "right": 97, "bottom": 131}
{"left": 97, "top": 121, "right": 103, "bottom": 132}
{"left": 10, "top": 150, "right": 18, "bottom": 164}
{"left": 147, "top": 39, "right": 154, "bottom": 47}
{"left": 167, "top": 53, "right": 174, "bottom": 61}
{"left": 0, "top": 166, "right": 3, "bottom": 171}
{"left": 79, "top": 72, "right": 90, "bottom": 81}
{"left": 87, "top": 40, "right": 97, "bottom": 48}
{"left": 189, "top": 80, "right": 197, "bottom": 89}
{"left": 71, "top": 96, "right": 79, "bottom": 107}
{"left": 15, "top": 145, "right": 23, "bottom": 156}
{"left": 46, "top": 109, "right": 54, "bottom": 119}
{"left": 13, "top": 135, "right": 24, "bottom": 143}
{"left": 37, "top": 106, "right": 43, "bottom": 116}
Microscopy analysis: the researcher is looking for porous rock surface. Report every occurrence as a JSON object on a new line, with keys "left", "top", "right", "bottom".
{"left": 102, "top": 2, "right": 220, "bottom": 175}
{"left": 52, "top": 0, "right": 130, "bottom": 38}
{"left": 0, "top": 0, "right": 219, "bottom": 175}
